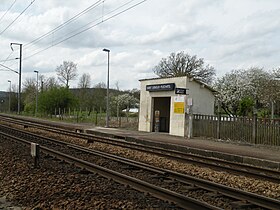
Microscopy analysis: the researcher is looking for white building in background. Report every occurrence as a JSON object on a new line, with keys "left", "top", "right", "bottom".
{"left": 138, "top": 76, "right": 216, "bottom": 137}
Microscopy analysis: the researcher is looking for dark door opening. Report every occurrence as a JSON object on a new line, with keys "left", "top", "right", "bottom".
{"left": 152, "top": 97, "right": 171, "bottom": 133}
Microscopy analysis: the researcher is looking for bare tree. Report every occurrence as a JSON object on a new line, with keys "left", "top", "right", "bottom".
{"left": 56, "top": 61, "right": 78, "bottom": 88}
{"left": 153, "top": 51, "right": 215, "bottom": 84}
{"left": 22, "top": 77, "right": 36, "bottom": 113}
{"left": 39, "top": 75, "right": 60, "bottom": 91}
{"left": 46, "top": 76, "right": 60, "bottom": 90}
{"left": 23, "top": 77, "right": 36, "bottom": 90}
{"left": 94, "top": 82, "right": 106, "bottom": 89}
{"left": 78, "top": 73, "right": 91, "bottom": 88}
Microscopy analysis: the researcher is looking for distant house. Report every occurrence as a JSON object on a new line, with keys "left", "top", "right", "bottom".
{"left": 0, "top": 91, "right": 7, "bottom": 98}
{"left": 138, "top": 76, "right": 216, "bottom": 137}
{"left": 122, "top": 108, "right": 139, "bottom": 113}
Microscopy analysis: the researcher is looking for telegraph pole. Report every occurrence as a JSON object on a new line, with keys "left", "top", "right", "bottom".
{"left": 34, "top": 70, "right": 39, "bottom": 116}
{"left": 8, "top": 80, "right": 11, "bottom": 113}
{"left": 10, "top": 43, "right": 22, "bottom": 115}
{"left": 103, "top": 48, "right": 110, "bottom": 127}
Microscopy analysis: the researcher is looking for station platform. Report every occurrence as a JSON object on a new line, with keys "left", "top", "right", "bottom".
{"left": 86, "top": 127, "right": 280, "bottom": 171}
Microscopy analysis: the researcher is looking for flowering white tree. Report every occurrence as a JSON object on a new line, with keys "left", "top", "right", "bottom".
{"left": 215, "top": 69, "right": 247, "bottom": 116}
{"left": 268, "top": 68, "right": 280, "bottom": 101}
{"left": 112, "top": 93, "right": 139, "bottom": 121}
{"left": 215, "top": 67, "right": 274, "bottom": 116}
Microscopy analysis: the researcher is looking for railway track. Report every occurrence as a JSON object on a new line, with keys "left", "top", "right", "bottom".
{"left": 0, "top": 114, "right": 280, "bottom": 184}
{"left": 0, "top": 123, "right": 280, "bottom": 209}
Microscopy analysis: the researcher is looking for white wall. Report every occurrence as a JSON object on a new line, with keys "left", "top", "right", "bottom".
{"left": 138, "top": 76, "right": 215, "bottom": 137}
{"left": 186, "top": 78, "right": 215, "bottom": 115}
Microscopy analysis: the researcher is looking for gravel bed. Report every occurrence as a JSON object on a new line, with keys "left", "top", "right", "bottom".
{"left": 11, "top": 125, "right": 280, "bottom": 199}
{"left": 25, "top": 127, "right": 280, "bottom": 199}
{"left": 36, "top": 127, "right": 280, "bottom": 199}
{"left": 87, "top": 141, "right": 280, "bottom": 199}
{"left": 0, "top": 136, "right": 181, "bottom": 209}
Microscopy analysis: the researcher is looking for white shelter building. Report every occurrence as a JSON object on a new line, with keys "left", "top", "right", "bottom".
{"left": 138, "top": 76, "right": 216, "bottom": 137}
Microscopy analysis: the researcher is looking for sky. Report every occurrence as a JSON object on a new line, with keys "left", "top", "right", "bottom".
{"left": 0, "top": 0, "right": 280, "bottom": 92}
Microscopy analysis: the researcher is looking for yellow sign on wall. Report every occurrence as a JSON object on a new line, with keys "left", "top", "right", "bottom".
{"left": 174, "top": 96, "right": 185, "bottom": 114}
{"left": 174, "top": 102, "right": 184, "bottom": 114}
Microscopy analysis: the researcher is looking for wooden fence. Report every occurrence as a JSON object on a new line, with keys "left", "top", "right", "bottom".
{"left": 193, "top": 114, "right": 280, "bottom": 146}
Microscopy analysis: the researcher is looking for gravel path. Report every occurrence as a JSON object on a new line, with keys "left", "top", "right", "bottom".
{"left": 0, "top": 137, "right": 181, "bottom": 209}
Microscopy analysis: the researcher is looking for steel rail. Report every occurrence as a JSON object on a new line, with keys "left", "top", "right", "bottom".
{"left": 0, "top": 131, "right": 219, "bottom": 210}
{"left": 1, "top": 127, "right": 280, "bottom": 209}
{"left": 67, "top": 144, "right": 280, "bottom": 210}
{"left": 0, "top": 123, "right": 165, "bottom": 175}
{"left": 1, "top": 115, "right": 280, "bottom": 183}
{"left": 0, "top": 123, "right": 164, "bottom": 177}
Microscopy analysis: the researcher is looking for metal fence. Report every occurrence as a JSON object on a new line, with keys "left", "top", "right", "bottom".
{"left": 193, "top": 114, "right": 280, "bottom": 146}
{"left": 49, "top": 108, "right": 139, "bottom": 130}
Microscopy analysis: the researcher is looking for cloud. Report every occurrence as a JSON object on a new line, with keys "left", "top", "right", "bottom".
{"left": 1, "top": 0, "right": 280, "bottom": 91}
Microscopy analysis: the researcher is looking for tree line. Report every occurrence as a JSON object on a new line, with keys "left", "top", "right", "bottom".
{"left": 154, "top": 51, "right": 280, "bottom": 118}
{"left": 6, "top": 52, "right": 280, "bottom": 119}
{"left": 7, "top": 61, "right": 139, "bottom": 118}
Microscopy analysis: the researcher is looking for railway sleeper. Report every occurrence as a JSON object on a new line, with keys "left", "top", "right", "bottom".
{"left": 150, "top": 174, "right": 171, "bottom": 180}
{"left": 121, "top": 165, "right": 140, "bottom": 170}
{"left": 230, "top": 200, "right": 258, "bottom": 209}
{"left": 44, "top": 154, "right": 53, "bottom": 159}
{"left": 179, "top": 185, "right": 200, "bottom": 192}
{"left": 78, "top": 168, "right": 93, "bottom": 174}
{"left": 87, "top": 139, "right": 94, "bottom": 143}
{"left": 162, "top": 178, "right": 176, "bottom": 184}
{"left": 204, "top": 192, "right": 224, "bottom": 198}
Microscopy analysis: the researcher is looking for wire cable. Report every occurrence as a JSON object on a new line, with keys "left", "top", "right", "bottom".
{"left": 30, "top": 0, "right": 133, "bottom": 51}
{"left": 24, "top": 0, "right": 104, "bottom": 49}
{"left": 0, "top": 58, "right": 17, "bottom": 63}
{"left": 0, "top": 1, "right": 106, "bottom": 72}
{"left": 51, "top": 0, "right": 134, "bottom": 44}
{"left": 0, "top": 0, "right": 36, "bottom": 36}
{"left": 0, "top": 63, "right": 18, "bottom": 74}
{"left": 0, "top": 51, "right": 14, "bottom": 64}
{"left": 24, "top": 0, "right": 147, "bottom": 60}
{"left": 0, "top": 0, "right": 17, "bottom": 24}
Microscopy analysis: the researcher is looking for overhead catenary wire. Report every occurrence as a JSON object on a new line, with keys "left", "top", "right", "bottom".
{"left": 24, "top": 0, "right": 105, "bottom": 49}
{"left": 30, "top": 0, "right": 134, "bottom": 51}
{"left": 0, "top": 0, "right": 102, "bottom": 67}
{"left": 0, "top": 51, "right": 15, "bottom": 64}
{"left": 0, "top": 0, "right": 17, "bottom": 24}
{"left": 0, "top": 0, "right": 18, "bottom": 64}
{"left": 0, "top": 0, "right": 36, "bottom": 36}
{"left": 0, "top": 51, "right": 19, "bottom": 75}
{"left": 0, "top": 0, "right": 104, "bottom": 68}
{"left": 24, "top": 0, "right": 148, "bottom": 60}
{"left": 0, "top": 63, "right": 18, "bottom": 74}
{"left": 0, "top": 58, "right": 17, "bottom": 63}
{"left": 0, "top": 0, "right": 35, "bottom": 69}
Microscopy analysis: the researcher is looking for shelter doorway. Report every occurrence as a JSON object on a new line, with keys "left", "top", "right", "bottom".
{"left": 152, "top": 97, "right": 171, "bottom": 133}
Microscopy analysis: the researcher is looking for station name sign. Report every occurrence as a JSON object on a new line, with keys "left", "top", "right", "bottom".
{"left": 146, "top": 83, "right": 175, "bottom": 92}
{"left": 175, "top": 88, "right": 188, "bottom": 95}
